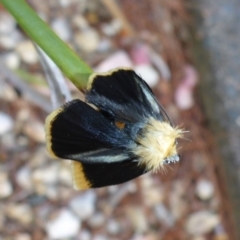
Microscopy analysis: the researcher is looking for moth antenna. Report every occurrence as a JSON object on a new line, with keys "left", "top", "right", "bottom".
{"left": 159, "top": 104, "right": 172, "bottom": 125}
{"left": 182, "top": 136, "right": 191, "bottom": 142}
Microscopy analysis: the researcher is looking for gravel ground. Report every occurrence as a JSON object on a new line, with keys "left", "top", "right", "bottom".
{"left": 0, "top": 0, "right": 232, "bottom": 239}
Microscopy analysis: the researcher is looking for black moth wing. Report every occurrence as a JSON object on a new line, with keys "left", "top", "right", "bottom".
{"left": 73, "top": 159, "right": 146, "bottom": 189}
{"left": 86, "top": 68, "right": 166, "bottom": 123}
{"left": 46, "top": 99, "right": 147, "bottom": 189}
{"left": 45, "top": 99, "right": 131, "bottom": 162}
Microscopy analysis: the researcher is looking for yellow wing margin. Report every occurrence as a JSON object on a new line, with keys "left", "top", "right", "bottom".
{"left": 71, "top": 161, "right": 91, "bottom": 190}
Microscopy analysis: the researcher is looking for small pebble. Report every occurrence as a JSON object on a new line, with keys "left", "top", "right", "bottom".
{"left": 6, "top": 204, "right": 33, "bottom": 225}
{"left": 35, "top": 185, "right": 58, "bottom": 201}
{"left": 127, "top": 207, "right": 148, "bottom": 233}
{"left": 45, "top": 186, "right": 59, "bottom": 200}
{"left": 142, "top": 186, "right": 163, "bottom": 207}
{"left": 182, "top": 65, "right": 198, "bottom": 87}
{"left": 15, "top": 233, "right": 31, "bottom": 240}
{"left": 72, "top": 15, "right": 89, "bottom": 30}
{"left": 101, "top": 19, "right": 122, "bottom": 36}
{"left": 2, "top": 52, "right": 20, "bottom": 69}
{"left": 58, "top": 187, "right": 74, "bottom": 201}
{"left": 196, "top": 179, "right": 214, "bottom": 200}
{"left": 69, "top": 191, "right": 96, "bottom": 220}
{"left": 16, "top": 166, "right": 33, "bottom": 191}
{"left": 58, "top": 162, "right": 72, "bottom": 186}
{"left": 16, "top": 135, "right": 29, "bottom": 147}
{"left": 107, "top": 219, "right": 121, "bottom": 235}
{"left": 32, "top": 163, "right": 58, "bottom": 185}
{"left": 149, "top": 50, "right": 171, "bottom": 80}
{"left": 35, "top": 204, "right": 53, "bottom": 222}
{"left": 134, "top": 64, "right": 159, "bottom": 87}
{"left": 175, "top": 85, "right": 194, "bottom": 110}
{"left": 175, "top": 65, "right": 198, "bottom": 110}
{"left": 141, "top": 174, "right": 163, "bottom": 206}
{"left": 170, "top": 180, "right": 188, "bottom": 220}
{"left": 27, "top": 194, "right": 46, "bottom": 207}
{"left": 186, "top": 211, "right": 220, "bottom": 236}
{"left": 59, "top": 0, "right": 73, "bottom": 7}
{"left": 109, "top": 182, "right": 137, "bottom": 208}
{"left": 107, "top": 185, "right": 118, "bottom": 194}
{"left": 131, "top": 44, "right": 150, "bottom": 65}
{"left": 127, "top": 181, "right": 137, "bottom": 193}
{"left": 155, "top": 203, "right": 175, "bottom": 227}
{"left": 0, "top": 30, "right": 23, "bottom": 50}
{"left": 93, "top": 235, "right": 109, "bottom": 240}
{"left": 0, "top": 172, "right": 12, "bottom": 198}
{"left": 16, "top": 40, "right": 38, "bottom": 64}
{"left": 88, "top": 212, "right": 105, "bottom": 228}
{"left": 95, "top": 51, "right": 133, "bottom": 72}
{"left": 75, "top": 28, "right": 100, "bottom": 52}
{"left": 0, "top": 132, "right": 15, "bottom": 149}
{"left": 0, "top": 13, "right": 16, "bottom": 34}
{"left": 46, "top": 209, "right": 81, "bottom": 239}
{"left": 97, "top": 39, "right": 112, "bottom": 52}
{"left": 23, "top": 120, "right": 45, "bottom": 143}
{"left": 78, "top": 230, "right": 91, "bottom": 240}
{"left": 0, "top": 83, "right": 18, "bottom": 102}
{"left": 16, "top": 108, "right": 30, "bottom": 122}
{"left": 51, "top": 18, "right": 71, "bottom": 41}
{"left": 140, "top": 174, "right": 154, "bottom": 188}
{"left": 0, "top": 35, "right": 17, "bottom": 50}
{"left": 29, "top": 146, "right": 49, "bottom": 168}
{"left": 0, "top": 112, "right": 14, "bottom": 135}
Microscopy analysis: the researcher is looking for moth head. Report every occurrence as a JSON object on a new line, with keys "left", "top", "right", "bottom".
{"left": 133, "top": 118, "right": 183, "bottom": 172}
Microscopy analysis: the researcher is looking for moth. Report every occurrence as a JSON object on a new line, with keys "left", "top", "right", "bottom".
{"left": 45, "top": 68, "right": 183, "bottom": 189}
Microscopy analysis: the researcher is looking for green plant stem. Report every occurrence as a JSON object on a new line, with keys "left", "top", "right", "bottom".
{"left": 0, "top": 0, "right": 93, "bottom": 89}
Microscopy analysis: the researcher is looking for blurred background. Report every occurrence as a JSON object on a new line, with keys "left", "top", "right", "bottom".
{"left": 0, "top": 0, "right": 239, "bottom": 239}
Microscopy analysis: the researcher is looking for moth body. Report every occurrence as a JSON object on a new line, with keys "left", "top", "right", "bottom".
{"left": 132, "top": 118, "right": 182, "bottom": 172}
